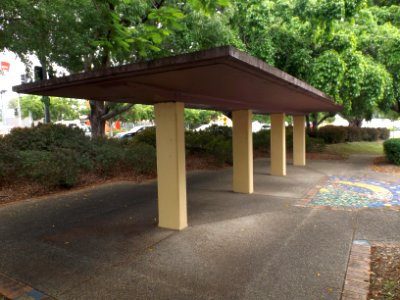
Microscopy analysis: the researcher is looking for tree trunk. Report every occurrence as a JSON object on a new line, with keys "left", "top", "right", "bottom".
{"left": 89, "top": 100, "right": 106, "bottom": 137}
{"left": 348, "top": 118, "right": 363, "bottom": 127}
{"left": 39, "top": 59, "right": 51, "bottom": 123}
{"left": 42, "top": 96, "right": 51, "bottom": 123}
{"left": 306, "top": 115, "right": 311, "bottom": 130}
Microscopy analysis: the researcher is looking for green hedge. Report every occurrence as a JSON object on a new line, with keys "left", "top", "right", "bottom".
{"left": 185, "top": 128, "right": 232, "bottom": 165}
{"left": 0, "top": 124, "right": 159, "bottom": 189}
{"left": 384, "top": 138, "right": 400, "bottom": 165}
{"left": 317, "top": 126, "right": 390, "bottom": 144}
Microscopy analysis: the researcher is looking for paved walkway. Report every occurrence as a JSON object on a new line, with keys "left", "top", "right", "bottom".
{"left": 0, "top": 156, "right": 399, "bottom": 299}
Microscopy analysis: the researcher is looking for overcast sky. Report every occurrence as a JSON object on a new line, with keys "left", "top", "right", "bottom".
{"left": 0, "top": 50, "right": 40, "bottom": 104}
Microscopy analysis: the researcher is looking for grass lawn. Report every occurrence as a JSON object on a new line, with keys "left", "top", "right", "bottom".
{"left": 325, "top": 141, "right": 384, "bottom": 156}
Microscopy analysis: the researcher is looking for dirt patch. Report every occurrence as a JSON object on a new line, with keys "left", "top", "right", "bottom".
{"left": 0, "top": 152, "right": 345, "bottom": 206}
{"left": 369, "top": 245, "right": 400, "bottom": 299}
{"left": 371, "top": 156, "right": 400, "bottom": 174}
{"left": 254, "top": 150, "right": 345, "bottom": 161}
{"left": 0, "top": 155, "right": 226, "bottom": 205}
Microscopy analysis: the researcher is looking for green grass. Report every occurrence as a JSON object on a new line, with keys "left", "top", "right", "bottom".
{"left": 382, "top": 280, "right": 400, "bottom": 300}
{"left": 325, "top": 141, "right": 384, "bottom": 156}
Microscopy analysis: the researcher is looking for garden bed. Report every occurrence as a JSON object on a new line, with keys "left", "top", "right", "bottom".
{"left": 369, "top": 245, "right": 400, "bottom": 300}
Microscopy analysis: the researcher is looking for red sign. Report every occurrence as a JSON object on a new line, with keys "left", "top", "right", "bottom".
{"left": 1, "top": 61, "right": 10, "bottom": 72}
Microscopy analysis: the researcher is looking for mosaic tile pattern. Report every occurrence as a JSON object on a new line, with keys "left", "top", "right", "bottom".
{"left": 307, "top": 176, "right": 400, "bottom": 209}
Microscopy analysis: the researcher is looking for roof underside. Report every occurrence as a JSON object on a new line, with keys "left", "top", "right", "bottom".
{"left": 13, "top": 46, "right": 342, "bottom": 115}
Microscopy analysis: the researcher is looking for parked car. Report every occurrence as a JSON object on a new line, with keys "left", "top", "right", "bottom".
{"left": 116, "top": 125, "right": 153, "bottom": 140}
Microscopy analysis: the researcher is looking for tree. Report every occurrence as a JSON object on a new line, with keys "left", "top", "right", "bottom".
{"left": 8, "top": 95, "right": 43, "bottom": 121}
{"left": 9, "top": 95, "right": 86, "bottom": 121}
{"left": 1, "top": 0, "right": 233, "bottom": 136}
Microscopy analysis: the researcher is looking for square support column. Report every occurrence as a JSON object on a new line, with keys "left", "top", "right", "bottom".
{"left": 155, "top": 102, "right": 187, "bottom": 230}
{"left": 293, "top": 115, "right": 306, "bottom": 166}
{"left": 232, "top": 110, "right": 253, "bottom": 194}
{"left": 270, "top": 113, "right": 286, "bottom": 176}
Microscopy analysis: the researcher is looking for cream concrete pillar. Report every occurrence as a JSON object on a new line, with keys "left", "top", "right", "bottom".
{"left": 232, "top": 110, "right": 253, "bottom": 194}
{"left": 270, "top": 113, "right": 286, "bottom": 176}
{"left": 293, "top": 115, "right": 306, "bottom": 166}
{"left": 155, "top": 102, "right": 187, "bottom": 230}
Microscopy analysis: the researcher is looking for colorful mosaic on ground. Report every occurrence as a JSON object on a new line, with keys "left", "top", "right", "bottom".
{"left": 305, "top": 176, "right": 400, "bottom": 209}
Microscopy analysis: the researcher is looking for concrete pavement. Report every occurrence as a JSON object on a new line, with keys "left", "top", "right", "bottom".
{"left": 0, "top": 156, "right": 399, "bottom": 299}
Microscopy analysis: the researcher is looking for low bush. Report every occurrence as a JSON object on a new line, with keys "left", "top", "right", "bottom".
{"left": 384, "top": 138, "right": 400, "bottom": 165}
{"left": 125, "top": 143, "right": 157, "bottom": 175}
{"left": 18, "top": 149, "right": 82, "bottom": 188}
{"left": 0, "top": 139, "right": 19, "bottom": 184}
{"left": 186, "top": 129, "right": 232, "bottom": 165}
{"left": 5, "top": 123, "right": 90, "bottom": 152}
{"left": 317, "top": 126, "right": 347, "bottom": 144}
{"left": 318, "top": 126, "right": 390, "bottom": 144}
{"left": 306, "top": 137, "right": 326, "bottom": 152}
{"left": 362, "top": 128, "right": 379, "bottom": 141}
{"left": 346, "top": 127, "right": 362, "bottom": 142}
{"left": 253, "top": 130, "right": 270, "bottom": 151}
{"left": 90, "top": 138, "right": 125, "bottom": 176}
{"left": 377, "top": 128, "right": 390, "bottom": 140}
{"left": 131, "top": 127, "right": 156, "bottom": 147}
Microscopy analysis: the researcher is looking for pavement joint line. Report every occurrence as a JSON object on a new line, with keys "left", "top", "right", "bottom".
{"left": 0, "top": 272, "right": 55, "bottom": 300}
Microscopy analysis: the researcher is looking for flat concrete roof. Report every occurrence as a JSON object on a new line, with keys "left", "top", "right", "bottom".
{"left": 13, "top": 46, "right": 342, "bottom": 114}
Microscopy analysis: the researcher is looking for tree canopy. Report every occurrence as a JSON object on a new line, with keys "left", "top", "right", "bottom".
{"left": 1, "top": 0, "right": 399, "bottom": 131}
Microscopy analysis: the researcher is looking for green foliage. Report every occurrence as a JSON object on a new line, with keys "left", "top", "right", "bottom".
{"left": 5, "top": 124, "right": 90, "bottom": 151}
{"left": 310, "top": 50, "right": 346, "bottom": 102}
{"left": 253, "top": 130, "right": 270, "bottom": 151}
{"left": 318, "top": 126, "right": 348, "bottom": 144}
{"left": 186, "top": 127, "right": 232, "bottom": 165}
{"left": 9, "top": 95, "right": 86, "bottom": 121}
{"left": 306, "top": 136, "right": 326, "bottom": 152}
{"left": 318, "top": 125, "right": 390, "bottom": 143}
{"left": 326, "top": 141, "right": 384, "bottom": 155}
{"left": 384, "top": 138, "right": 400, "bottom": 165}
{"left": 18, "top": 149, "right": 82, "bottom": 188}
{"left": 8, "top": 95, "right": 44, "bottom": 121}
{"left": 131, "top": 127, "right": 157, "bottom": 147}
{"left": 184, "top": 109, "right": 220, "bottom": 129}
{"left": 125, "top": 143, "right": 156, "bottom": 175}
{"left": 0, "top": 139, "right": 19, "bottom": 184}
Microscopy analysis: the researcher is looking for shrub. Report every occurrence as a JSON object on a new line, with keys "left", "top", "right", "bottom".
{"left": 384, "top": 138, "right": 400, "bottom": 165}
{"left": 186, "top": 128, "right": 232, "bottom": 165}
{"left": 306, "top": 137, "right": 326, "bottom": 152}
{"left": 6, "top": 123, "right": 90, "bottom": 152}
{"left": 253, "top": 130, "right": 270, "bottom": 151}
{"left": 317, "top": 126, "right": 388, "bottom": 144}
{"left": 131, "top": 127, "right": 156, "bottom": 147}
{"left": 346, "top": 127, "right": 362, "bottom": 142}
{"left": 18, "top": 149, "right": 82, "bottom": 188}
{"left": 0, "top": 139, "right": 19, "bottom": 185}
{"left": 203, "top": 125, "right": 232, "bottom": 138}
{"left": 377, "top": 128, "right": 390, "bottom": 140}
{"left": 90, "top": 141, "right": 125, "bottom": 176}
{"left": 286, "top": 127, "right": 293, "bottom": 150}
{"left": 205, "top": 139, "right": 232, "bottom": 165}
{"left": 125, "top": 143, "right": 157, "bottom": 175}
{"left": 362, "top": 128, "right": 379, "bottom": 141}
{"left": 317, "top": 126, "right": 347, "bottom": 144}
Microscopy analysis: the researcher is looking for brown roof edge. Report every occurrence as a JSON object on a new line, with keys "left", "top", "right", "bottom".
{"left": 12, "top": 46, "right": 234, "bottom": 94}
{"left": 12, "top": 46, "right": 342, "bottom": 114}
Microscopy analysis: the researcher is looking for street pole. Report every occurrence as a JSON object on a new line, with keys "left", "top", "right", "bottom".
{"left": 17, "top": 94, "right": 22, "bottom": 127}
{"left": 0, "top": 89, "right": 7, "bottom": 128}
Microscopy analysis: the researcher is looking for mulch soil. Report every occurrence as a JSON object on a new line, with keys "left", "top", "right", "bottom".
{"left": 0, "top": 152, "right": 345, "bottom": 206}
{"left": 371, "top": 156, "right": 400, "bottom": 174}
{"left": 369, "top": 245, "right": 400, "bottom": 300}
